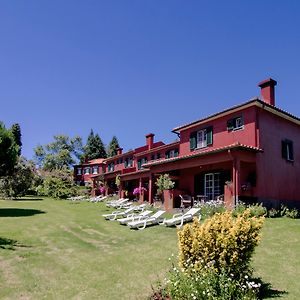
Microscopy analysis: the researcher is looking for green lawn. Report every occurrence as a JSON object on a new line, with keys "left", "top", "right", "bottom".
{"left": 0, "top": 197, "right": 299, "bottom": 299}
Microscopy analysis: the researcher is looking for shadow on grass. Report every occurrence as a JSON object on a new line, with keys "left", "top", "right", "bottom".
{"left": 256, "top": 277, "right": 288, "bottom": 299}
{"left": 0, "top": 208, "right": 46, "bottom": 217}
{"left": 0, "top": 237, "right": 28, "bottom": 250}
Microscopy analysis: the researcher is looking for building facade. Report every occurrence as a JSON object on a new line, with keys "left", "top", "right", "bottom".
{"left": 75, "top": 78, "right": 300, "bottom": 209}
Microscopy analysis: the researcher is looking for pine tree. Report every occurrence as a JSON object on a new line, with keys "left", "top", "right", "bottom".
{"left": 11, "top": 123, "right": 22, "bottom": 156}
{"left": 0, "top": 121, "right": 19, "bottom": 176}
{"left": 83, "top": 129, "right": 107, "bottom": 161}
{"left": 107, "top": 135, "right": 120, "bottom": 157}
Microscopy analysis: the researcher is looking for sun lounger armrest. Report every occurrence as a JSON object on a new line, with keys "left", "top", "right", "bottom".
{"left": 172, "top": 213, "right": 184, "bottom": 218}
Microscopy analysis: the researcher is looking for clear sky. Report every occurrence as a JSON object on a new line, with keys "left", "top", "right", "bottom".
{"left": 1, "top": 1, "right": 300, "bottom": 160}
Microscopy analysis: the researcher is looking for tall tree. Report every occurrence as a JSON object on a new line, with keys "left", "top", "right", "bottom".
{"left": 11, "top": 123, "right": 22, "bottom": 156}
{"left": 83, "top": 129, "right": 107, "bottom": 161}
{"left": 34, "top": 134, "right": 83, "bottom": 170}
{"left": 0, "top": 122, "right": 18, "bottom": 176}
{"left": 107, "top": 135, "right": 120, "bottom": 157}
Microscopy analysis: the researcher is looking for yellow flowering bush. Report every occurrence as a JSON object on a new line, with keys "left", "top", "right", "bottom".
{"left": 178, "top": 209, "right": 264, "bottom": 276}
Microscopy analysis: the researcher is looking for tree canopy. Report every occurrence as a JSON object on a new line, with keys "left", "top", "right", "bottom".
{"left": 34, "top": 134, "right": 83, "bottom": 170}
{"left": 11, "top": 123, "right": 22, "bottom": 156}
{"left": 0, "top": 122, "right": 19, "bottom": 176}
{"left": 82, "top": 129, "right": 107, "bottom": 161}
{"left": 107, "top": 135, "right": 120, "bottom": 157}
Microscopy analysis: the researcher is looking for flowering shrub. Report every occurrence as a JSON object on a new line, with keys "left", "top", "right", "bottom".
{"left": 178, "top": 210, "right": 264, "bottom": 276}
{"left": 133, "top": 187, "right": 147, "bottom": 195}
{"left": 162, "top": 264, "right": 260, "bottom": 300}
{"left": 150, "top": 210, "right": 264, "bottom": 300}
{"left": 195, "top": 200, "right": 225, "bottom": 218}
{"left": 99, "top": 186, "right": 106, "bottom": 194}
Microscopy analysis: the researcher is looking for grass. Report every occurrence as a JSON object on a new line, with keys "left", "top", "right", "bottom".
{"left": 0, "top": 197, "right": 299, "bottom": 299}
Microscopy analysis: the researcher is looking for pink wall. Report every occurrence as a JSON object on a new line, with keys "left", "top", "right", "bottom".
{"left": 179, "top": 107, "right": 258, "bottom": 156}
{"left": 256, "top": 109, "right": 300, "bottom": 202}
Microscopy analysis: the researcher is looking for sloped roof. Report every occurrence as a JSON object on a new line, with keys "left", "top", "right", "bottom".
{"left": 143, "top": 142, "right": 263, "bottom": 168}
{"left": 172, "top": 98, "right": 300, "bottom": 133}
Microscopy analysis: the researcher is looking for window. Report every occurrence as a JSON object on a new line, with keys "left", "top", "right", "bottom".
{"left": 282, "top": 139, "right": 294, "bottom": 161}
{"left": 227, "top": 116, "right": 244, "bottom": 131}
{"left": 92, "top": 166, "right": 98, "bottom": 174}
{"left": 138, "top": 157, "right": 148, "bottom": 170}
{"left": 84, "top": 167, "right": 90, "bottom": 175}
{"left": 108, "top": 163, "right": 114, "bottom": 172}
{"left": 124, "top": 157, "right": 133, "bottom": 168}
{"left": 151, "top": 154, "right": 155, "bottom": 161}
{"left": 190, "top": 126, "right": 213, "bottom": 150}
{"left": 77, "top": 168, "right": 82, "bottom": 175}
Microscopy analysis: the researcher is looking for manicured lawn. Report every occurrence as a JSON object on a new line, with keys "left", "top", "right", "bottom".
{"left": 0, "top": 197, "right": 299, "bottom": 299}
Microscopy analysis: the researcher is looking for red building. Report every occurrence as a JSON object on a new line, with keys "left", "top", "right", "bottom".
{"left": 75, "top": 78, "right": 300, "bottom": 209}
{"left": 74, "top": 158, "right": 105, "bottom": 186}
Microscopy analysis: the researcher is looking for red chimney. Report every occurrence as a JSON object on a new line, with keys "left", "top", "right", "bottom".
{"left": 146, "top": 133, "right": 155, "bottom": 150}
{"left": 117, "top": 148, "right": 123, "bottom": 155}
{"left": 258, "top": 78, "right": 277, "bottom": 106}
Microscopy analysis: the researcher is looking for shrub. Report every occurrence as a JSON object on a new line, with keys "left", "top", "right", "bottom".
{"left": 178, "top": 210, "right": 264, "bottom": 277}
{"left": 248, "top": 203, "right": 267, "bottom": 217}
{"left": 0, "top": 157, "right": 34, "bottom": 199}
{"left": 267, "top": 208, "right": 280, "bottom": 218}
{"left": 285, "top": 207, "right": 299, "bottom": 219}
{"left": 196, "top": 200, "right": 226, "bottom": 219}
{"left": 36, "top": 169, "right": 79, "bottom": 199}
{"left": 161, "top": 265, "right": 260, "bottom": 300}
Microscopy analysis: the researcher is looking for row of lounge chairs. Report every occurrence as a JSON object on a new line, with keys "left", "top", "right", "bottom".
{"left": 102, "top": 205, "right": 201, "bottom": 230}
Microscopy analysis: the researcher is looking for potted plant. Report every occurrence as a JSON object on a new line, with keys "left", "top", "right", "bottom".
{"left": 133, "top": 187, "right": 147, "bottom": 202}
{"left": 155, "top": 174, "right": 175, "bottom": 211}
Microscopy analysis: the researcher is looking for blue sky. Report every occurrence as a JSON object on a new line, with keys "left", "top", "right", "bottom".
{"left": 1, "top": 1, "right": 300, "bottom": 160}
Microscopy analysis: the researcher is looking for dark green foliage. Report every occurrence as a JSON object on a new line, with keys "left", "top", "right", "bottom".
{"left": 82, "top": 129, "right": 107, "bottom": 161}
{"left": 34, "top": 134, "right": 83, "bottom": 170}
{"left": 11, "top": 123, "right": 22, "bottom": 156}
{"left": 107, "top": 135, "right": 120, "bottom": 157}
{"left": 0, "top": 121, "right": 19, "bottom": 176}
{"left": 36, "top": 168, "right": 79, "bottom": 199}
{"left": 0, "top": 157, "right": 34, "bottom": 198}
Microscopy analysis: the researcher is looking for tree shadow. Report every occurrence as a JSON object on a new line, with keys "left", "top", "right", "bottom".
{"left": 0, "top": 237, "right": 28, "bottom": 250}
{"left": 0, "top": 208, "right": 46, "bottom": 217}
{"left": 255, "top": 277, "right": 288, "bottom": 299}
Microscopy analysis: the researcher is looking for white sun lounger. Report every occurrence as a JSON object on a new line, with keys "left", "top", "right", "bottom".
{"left": 118, "top": 210, "right": 153, "bottom": 225}
{"left": 102, "top": 206, "right": 136, "bottom": 221}
{"left": 162, "top": 208, "right": 201, "bottom": 228}
{"left": 127, "top": 210, "right": 166, "bottom": 230}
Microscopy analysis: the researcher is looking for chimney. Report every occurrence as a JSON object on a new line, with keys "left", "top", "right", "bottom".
{"left": 117, "top": 148, "right": 123, "bottom": 155}
{"left": 258, "top": 78, "right": 277, "bottom": 106}
{"left": 146, "top": 133, "right": 155, "bottom": 150}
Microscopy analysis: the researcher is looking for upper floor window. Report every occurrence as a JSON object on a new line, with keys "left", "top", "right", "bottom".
{"left": 165, "top": 149, "right": 179, "bottom": 159}
{"left": 227, "top": 116, "right": 244, "bottom": 131}
{"left": 84, "top": 167, "right": 90, "bottom": 175}
{"left": 77, "top": 168, "right": 82, "bottom": 175}
{"left": 108, "top": 163, "right": 115, "bottom": 172}
{"left": 92, "top": 166, "right": 98, "bottom": 174}
{"left": 124, "top": 157, "right": 133, "bottom": 168}
{"left": 151, "top": 153, "right": 161, "bottom": 160}
{"left": 282, "top": 139, "right": 294, "bottom": 162}
{"left": 137, "top": 157, "right": 148, "bottom": 170}
{"left": 190, "top": 126, "right": 213, "bottom": 150}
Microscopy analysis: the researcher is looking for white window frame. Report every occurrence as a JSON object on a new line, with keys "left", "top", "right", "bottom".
{"left": 197, "top": 129, "right": 207, "bottom": 149}
{"left": 77, "top": 168, "right": 82, "bottom": 175}
{"left": 234, "top": 117, "right": 244, "bottom": 131}
{"left": 84, "top": 167, "right": 90, "bottom": 175}
{"left": 92, "top": 166, "right": 98, "bottom": 174}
